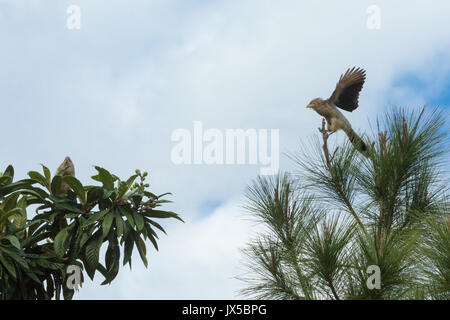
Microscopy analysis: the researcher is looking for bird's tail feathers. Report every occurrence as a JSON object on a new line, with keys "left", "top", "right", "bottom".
{"left": 345, "top": 128, "right": 368, "bottom": 156}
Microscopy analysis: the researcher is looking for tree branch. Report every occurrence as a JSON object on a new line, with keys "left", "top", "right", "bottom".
{"left": 327, "top": 278, "right": 340, "bottom": 300}
{"left": 318, "top": 119, "right": 368, "bottom": 235}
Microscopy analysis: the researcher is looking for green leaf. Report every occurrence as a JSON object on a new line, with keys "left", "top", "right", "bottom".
{"left": 104, "top": 237, "right": 115, "bottom": 270}
{"left": 133, "top": 212, "right": 144, "bottom": 231}
{"left": 134, "top": 231, "right": 148, "bottom": 268}
{"left": 22, "top": 231, "right": 52, "bottom": 248}
{"left": 118, "top": 174, "right": 138, "bottom": 198}
{"left": 25, "top": 270, "right": 41, "bottom": 284}
{"left": 28, "top": 171, "right": 48, "bottom": 187}
{"left": 101, "top": 236, "right": 120, "bottom": 285}
{"left": 0, "top": 246, "right": 28, "bottom": 270}
{"left": 19, "top": 188, "right": 49, "bottom": 202}
{"left": 85, "top": 230, "right": 103, "bottom": 273}
{"left": 117, "top": 181, "right": 127, "bottom": 198}
{"left": 82, "top": 210, "right": 109, "bottom": 228}
{"left": 63, "top": 176, "right": 86, "bottom": 203}
{"left": 0, "top": 253, "right": 17, "bottom": 278}
{"left": 3, "top": 192, "right": 20, "bottom": 212}
{"left": 102, "top": 189, "right": 114, "bottom": 200}
{"left": 13, "top": 196, "right": 28, "bottom": 228}
{"left": 83, "top": 258, "right": 96, "bottom": 281}
{"left": 41, "top": 164, "right": 51, "bottom": 185}
{"left": 3, "top": 235, "right": 21, "bottom": 250}
{"left": 147, "top": 219, "right": 167, "bottom": 235}
{"left": 86, "top": 187, "right": 104, "bottom": 203}
{"left": 114, "top": 212, "right": 124, "bottom": 237}
{"left": 144, "top": 209, "right": 184, "bottom": 222}
{"left": 157, "top": 192, "right": 172, "bottom": 198}
{"left": 0, "top": 208, "right": 22, "bottom": 225}
{"left": 54, "top": 201, "right": 83, "bottom": 214}
{"left": 124, "top": 210, "right": 135, "bottom": 228}
{"left": 93, "top": 167, "right": 114, "bottom": 190}
{"left": 54, "top": 227, "right": 70, "bottom": 257}
{"left": 4, "top": 165, "right": 14, "bottom": 178}
{"left": 51, "top": 175, "right": 62, "bottom": 195}
{"left": 123, "top": 234, "right": 134, "bottom": 267}
{"left": 0, "top": 175, "right": 11, "bottom": 186}
{"left": 36, "top": 259, "right": 64, "bottom": 270}
{"left": 102, "top": 213, "right": 114, "bottom": 238}
{"left": 65, "top": 213, "right": 80, "bottom": 219}
{"left": 147, "top": 233, "right": 159, "bottom": 252}
{"left": 79, "top": 230, "right": 91, "bottom": 250}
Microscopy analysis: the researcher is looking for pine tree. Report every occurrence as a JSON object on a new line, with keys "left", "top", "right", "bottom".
{"left": 239, "top": 107, "right": 449, "bottom": 300}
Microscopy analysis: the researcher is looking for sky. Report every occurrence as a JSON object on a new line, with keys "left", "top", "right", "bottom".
{"left": 0, "top": 0, "right": 449, "bottom": 299}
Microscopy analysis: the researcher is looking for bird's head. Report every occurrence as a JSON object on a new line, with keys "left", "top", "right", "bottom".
{"left": 63, "top": 156, "right": 72, "bottom": 166}
{"left": 56, "top": 156, "right": 75, "bottom": 177}
{"left": 305, "top": 98, "right": 324, "bottom": 110}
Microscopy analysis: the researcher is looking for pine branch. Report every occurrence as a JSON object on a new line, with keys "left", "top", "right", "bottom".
{"left": 318, "top": 119, "right": 367, "bottom": 236}
{"left": 322, "top": 222, "right": 340, "bottom": 300}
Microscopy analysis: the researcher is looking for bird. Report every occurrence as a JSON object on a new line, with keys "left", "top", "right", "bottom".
{"left": 306, "top": 67, "right": 368, "bottom": 153}
{"left": 55, "top": 156, "right": 75, "bottom": 195}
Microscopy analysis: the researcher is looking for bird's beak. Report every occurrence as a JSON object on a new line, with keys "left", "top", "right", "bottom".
{"left": 306, "top": 104, "right": 311, "bottom": 109}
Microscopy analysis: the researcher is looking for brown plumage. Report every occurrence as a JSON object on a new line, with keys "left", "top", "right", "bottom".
{"left": 56, "top": 156, "right": 75, "bottom": 194}
{"left": 328, "top": 67, "right": 366, "bottom": 112}
{"left": 306, "top": 67, "right": 368, "bottom": 154}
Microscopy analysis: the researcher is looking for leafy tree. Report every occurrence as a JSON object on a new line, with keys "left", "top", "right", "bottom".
{"left": 0, "top": 165, "right": 182, "bottom": 300}
{"left": 239, "top": 107, "right": 449, "bottom": 300}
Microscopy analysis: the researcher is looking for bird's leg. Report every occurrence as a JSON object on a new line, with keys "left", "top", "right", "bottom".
{"left": 318, "top": 118, "right": 328, "bottom": 135}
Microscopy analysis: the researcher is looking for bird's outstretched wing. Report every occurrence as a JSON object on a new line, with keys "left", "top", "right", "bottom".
{"left": 328, "top": 67, "right": 366, "bottom": 112}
